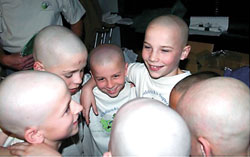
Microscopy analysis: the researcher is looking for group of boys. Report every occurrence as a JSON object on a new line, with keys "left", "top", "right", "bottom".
{"left": 0, "top": 14, "right": 249, "bottom": 156}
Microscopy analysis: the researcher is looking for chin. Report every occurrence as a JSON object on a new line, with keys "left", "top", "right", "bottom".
{"left": 70, "top": 127, "right": 79, "bottom": 137}
{"left": 148, "top": 72, "right": 162, "bottom": 79}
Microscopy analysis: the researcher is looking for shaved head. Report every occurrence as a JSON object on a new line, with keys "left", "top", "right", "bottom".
{"left": 170, "top": 71, "right": 220, "bottom": 110}
{"left": 89, "top": 44, "right": 125, "bottom": 70}
{"left": 0, "top": 70, "right": 68, "bottom": 138}
{"left": 176, "top": 77, "right": 250, "bottom": 156}
{"left": 109, "top": 98, "right": 191, "bottom": 156}
{"left": 33, "top": 25, "right": 87, "bottom": 68}
{"left": 147, "top": 15, "right": 189, "bottom": 47}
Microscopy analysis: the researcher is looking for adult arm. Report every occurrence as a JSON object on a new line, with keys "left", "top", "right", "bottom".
{"left": 0, "top": 48, "right": 34, "bottom": 71}
{"left": 70, "top": 18, "right": 83, "bottom": 38}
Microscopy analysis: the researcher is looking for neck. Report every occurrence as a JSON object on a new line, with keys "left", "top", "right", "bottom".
{"left": 44, "top": 139, "right": 61, "bottom": 150}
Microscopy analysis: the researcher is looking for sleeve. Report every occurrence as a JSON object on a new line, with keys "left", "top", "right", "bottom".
{"left": 126, "top": 63, "right": 144, "bottom": 85}
{"left": 60, "top": 0, "right": 86, "bottom": 24}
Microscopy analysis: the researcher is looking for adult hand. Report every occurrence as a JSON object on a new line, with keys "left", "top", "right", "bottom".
{"left": 2, "top": 53, "right": 34, "bottom": 70}
{"left": 9, "top": 142, "right": 61, "bottom": 156}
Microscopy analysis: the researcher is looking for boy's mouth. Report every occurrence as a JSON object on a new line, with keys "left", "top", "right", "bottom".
{"left": 148, "top": 64, "right": 163, "bottom": 71}
{"left": 70, "top": 87, "right": 80, "bottom": 94}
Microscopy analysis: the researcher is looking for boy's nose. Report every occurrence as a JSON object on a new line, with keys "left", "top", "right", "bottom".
{"left": 70, "top": 100, "right": 83, "bottom": 114}
{"left": 149, "top": 51, "right": 159, "bottom": 62}
{"left": 73, "top": 72, "right": 83, "bottom": 85}
{"left": 107, "top": 80, "right": 114, "bottom": 89}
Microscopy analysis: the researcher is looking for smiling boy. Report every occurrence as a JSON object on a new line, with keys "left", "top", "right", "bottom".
{"left": 0, "top": 70, "right": 83, "bottom": 155}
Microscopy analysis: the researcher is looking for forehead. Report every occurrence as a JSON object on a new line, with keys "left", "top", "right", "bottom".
{"left": 145, "top": 24, "right": 182, "bottom": 46}
{"left": 92, "top": 60, "right": 125, "bottom": 75}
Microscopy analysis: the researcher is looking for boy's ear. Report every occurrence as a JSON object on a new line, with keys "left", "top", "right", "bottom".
{"left": 124, "top": 63, "right": 128, "bottom": 76}
{"left": 33, "top": 61, "right": 45, "bottom": 71}
{"left": 90, "top": 71, "right": 94, "bottom": 78}
{"left": 24, "top": 127, "right": 44, "bottom": 144}
{"left": 180, "top": 45, "right": 191, "bottom": 60}
{"left": 198, "top": 136, "right": 212, "bottom": 156}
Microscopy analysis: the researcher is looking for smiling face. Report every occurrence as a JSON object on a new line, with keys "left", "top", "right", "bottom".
{"left": 142, "top": 15, "right": 190, "bottom": 79}
{"left": 45, "top": 52, "right": 87, "bottom": 95}
{"left": 90, "top": 44, "right": 127, "bottom": 98}
{"left": 39, "top": 86, "right": 83, "bottom": 142}
{"left": 91, "top": 60, "right": 127, "bottom": 98}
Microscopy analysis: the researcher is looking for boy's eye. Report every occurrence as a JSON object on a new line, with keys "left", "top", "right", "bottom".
{"left": 113, "top": 74, "right": 120, "bottom": 78}
{"left": 65, "top": 105, "right": 70, "bottom": 114}
{"left": 143, "top": 44, "right": 151, "bottom": 49}
{"left": 162, "top": 49, "right": 170, "bottom": 53}
{"left": 64, "top": 74, "right": 73, "bottom": 78}
{"left": 97, "top": 78, "right": 104, "bottom": 81}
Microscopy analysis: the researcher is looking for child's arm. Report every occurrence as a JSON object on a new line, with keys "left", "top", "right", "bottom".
{"left": 80, "top": 76, "right": 98, "bottom": 125}
{"left": 9, "top": 142, "right": 61, "bottom": 156}
{"left": 0, "top": 147, "right": 12, "bottom": 156}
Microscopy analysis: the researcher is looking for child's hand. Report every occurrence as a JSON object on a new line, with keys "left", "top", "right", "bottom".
{"left": 8, "top": 142, "right": 61, "bottom": 156}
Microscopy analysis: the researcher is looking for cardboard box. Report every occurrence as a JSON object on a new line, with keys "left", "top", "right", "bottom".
{"left": 184, "top": 41, "right": 249, "bottom": 75}
{"left": 196, "top": 50, "right": 249, "bottom": 75}
{"left": 184, "top": 41, "right": 214, "bottom": 73}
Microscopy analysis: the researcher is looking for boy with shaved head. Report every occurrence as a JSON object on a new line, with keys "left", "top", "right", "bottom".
{"left": 0, "top": 70, "right": 83, "bottom": 156}
{"left": 176, "top": 77, "right": 250, "bottom": 156}
{"left": 7, "top": 25, "right": 88, "bottom": 156}
{"left": 81, "top": 14, "right": 191, "bottom": 122}
{"left": 33, "top": 25, "right": 88, "bottom": 97}
{"left": 170, "top": 71, "right": 220, "bottom": 110}
{"left": 103, "top": 98, "right": 191, "bottom": 156}
{"left": 82, "top": 44, "right": 137, "bottom": 156}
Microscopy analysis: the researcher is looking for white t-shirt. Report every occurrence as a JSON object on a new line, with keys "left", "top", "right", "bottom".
{"left": 127, "top": 63, "right": 191, "bottom": 106}
{"left": 0, "top": 0, "right": 85, "bottom": 52}
{"left": 83, "top": 81, "right": 137, "bottom": 156}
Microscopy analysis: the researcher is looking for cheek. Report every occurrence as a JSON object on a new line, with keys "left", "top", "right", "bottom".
{"left": 96, "top": 81, "right": 106, "bottom": 89}
{"left": 63, "top": 78, "right": 73, "bottom": 88}
{"left": 161, "top": 53, "right": 179, "bottom": 65}
{"left": 142, "top": 50, "right": 149, "bottom": 59}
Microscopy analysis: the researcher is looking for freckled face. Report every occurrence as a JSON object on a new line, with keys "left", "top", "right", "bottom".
{"left": 45, "top": 53, "right": 87, "bottom": 95}
{"left": 142, "top": 24, "right": 184, "bottom": 79}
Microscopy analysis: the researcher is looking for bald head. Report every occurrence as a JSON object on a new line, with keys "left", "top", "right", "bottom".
{"left": 147, "top": 14, "right": 189, "bottom": 47}
{"left": 177, "top": 77, "right": 250, "bottom": 155}
{"left": 33, "top": 25, "right": 87, "bottom": 68}
{"left": 89, "top": 44, "right": 125, "bottom": 70}
{"left": 0, "top": 70, "right": 68, "bottom": 138}
{"left": 109, "top": 98, "right": 191, "bottom": 156}
{"left": 170, "top": 71, "right": 220, "bottom": 110}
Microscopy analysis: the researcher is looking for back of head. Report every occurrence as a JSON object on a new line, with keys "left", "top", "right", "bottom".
{"left": 177, "top": 77, "right": 250, "bottom": 155}
{"left": 147, "top": 14, "right": 189, "bottom": 47}
{"left": 170, "top": 71, "right": 220, "bottom": 109}
{"left": 0, "top": 70, "right": 68, "bottom": 138}
{"left": 33, "top": 25, "right": 87, "bottom": 67}
{"left": 109, "top": 98, "right": 191, "bottom": 156}
{"left": 89, "top": 44, "right": 125, "bottom": 70}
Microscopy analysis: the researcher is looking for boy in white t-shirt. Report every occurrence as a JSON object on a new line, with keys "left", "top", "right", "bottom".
{"left": 82, "top": 44, "right": 136, "bottom": 156}
{"left": 81, "top": 14, "right": 191, "bottom": 120}
{"left": 0, "top": 70, "right": 82, "bottom": 156}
